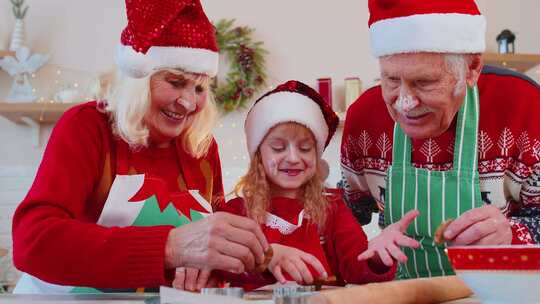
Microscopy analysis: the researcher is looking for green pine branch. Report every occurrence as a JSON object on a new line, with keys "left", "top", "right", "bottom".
{"left": 214, "top": 19, "right": 267, "bottom": 112}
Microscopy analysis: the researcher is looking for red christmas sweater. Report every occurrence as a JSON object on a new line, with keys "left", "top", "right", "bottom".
{"left": 12, "top": 101, "right": 224, "bottom": 289}
{"left": 341, "top": 66, "right": 540, "bottom": 244}
{"left": 216, "top": 195, "right": 396, "bottom": 289}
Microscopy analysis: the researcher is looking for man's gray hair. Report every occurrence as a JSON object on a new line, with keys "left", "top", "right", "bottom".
{"left": 444, "top": 54, "right": 470, "bottom": 97}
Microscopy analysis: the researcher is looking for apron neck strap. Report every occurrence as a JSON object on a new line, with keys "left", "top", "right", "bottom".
{"left": 452, "top": 85, "right": 480, "bottom": 173}
{"left": 392, "top": 123, "right": 411, "bottom": 167}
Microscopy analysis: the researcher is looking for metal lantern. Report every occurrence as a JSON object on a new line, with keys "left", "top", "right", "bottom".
{"left": 496, "top": 29, "right": 516, "bottom": 54}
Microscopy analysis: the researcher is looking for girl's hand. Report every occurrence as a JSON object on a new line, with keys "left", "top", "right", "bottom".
{"left": 268, "top": 244, "right": 327, "bottom": 285}
{"left": 357, "top": 210, "right": 421, "bottom": 267}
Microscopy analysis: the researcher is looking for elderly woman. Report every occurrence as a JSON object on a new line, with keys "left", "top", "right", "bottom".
{"left": 12, "top": 0, "right": 268, "bottom": 293}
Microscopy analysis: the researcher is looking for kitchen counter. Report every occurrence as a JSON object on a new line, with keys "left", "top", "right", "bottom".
{"left": 0, "top": 293, "right": 156, "bottom": 304}
{"left": 0, "top": 293, "right": 480, "bottom": 304}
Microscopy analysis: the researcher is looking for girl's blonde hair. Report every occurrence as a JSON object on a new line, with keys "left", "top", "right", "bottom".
{"left": 234, "top": 123, "right": 329, "bottom": 228}
{"left": 102, "top": 69, "right": 218, "bottom": 158}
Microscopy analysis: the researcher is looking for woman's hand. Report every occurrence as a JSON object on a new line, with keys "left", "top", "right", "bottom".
{"left": 172, "top": 267, "right": 217, "bottom": 291}
{"left": 357, "top": 210, "right": 421, "bottom": 267}
{"left": 267, "top": 244, "right": 327, "bottom": 285}
{"left": 165, "top": 212, "right": 269, "bottom": 274}
{"left": 444, "top": 205, "right": 512, "bottom": 245}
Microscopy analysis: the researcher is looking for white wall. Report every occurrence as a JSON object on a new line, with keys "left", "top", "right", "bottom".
{"left": 0, "top": 0, "right": 539, "bottom": 287}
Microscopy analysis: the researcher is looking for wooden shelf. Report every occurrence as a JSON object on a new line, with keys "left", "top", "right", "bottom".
{"left": 484, "top": 53, "right": 540, "bottom": 72}
{"left": 0, "top": 102, "right": 80, "bottom": 146}
{"left": 0, "top": 102, "right": 78, "bottom": 124}
{"left": 0, "top": 50, "right": 15, "bottom": 57}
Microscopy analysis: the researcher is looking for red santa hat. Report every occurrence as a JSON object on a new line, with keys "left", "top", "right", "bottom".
{"left": 116, "top": 0, "right": 219, "bottom": 78}
{"left": 245, "top": 80, "right": 339, "bottom": 158}
{"left": 368, "top": 0, "right": 486, "bottom": 57}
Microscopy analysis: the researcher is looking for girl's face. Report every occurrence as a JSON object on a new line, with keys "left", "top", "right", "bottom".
{"left": 259, "top": 123, "right": 318, "bottom": 198}
{"left": 145, "top": 70, "right": 209, "bottom": 147}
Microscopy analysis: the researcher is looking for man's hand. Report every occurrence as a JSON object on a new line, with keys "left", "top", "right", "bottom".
{"left": 444, "top": 205, "right": 512, "bottom": 245}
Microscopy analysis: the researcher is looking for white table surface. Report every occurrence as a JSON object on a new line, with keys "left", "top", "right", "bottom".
{"left": 0, "top": 293, "right": 155, "bottom": 304}
{"left": 0, "top": 293, "right": 480, "bottom": 304}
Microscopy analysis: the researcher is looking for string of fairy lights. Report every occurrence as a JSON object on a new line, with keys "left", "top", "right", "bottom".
{"left": 20, "top": 69, "right": 356, "bottom": 194}
{"left": 28, "top": 68, "right": 90, "bottom": 104}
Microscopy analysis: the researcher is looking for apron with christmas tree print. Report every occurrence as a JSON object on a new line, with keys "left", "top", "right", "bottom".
{"left": 14, "top": 140, "right": 213, "bottom": 294}
{"left": 385, "top": 86, "right": 482, "bottom": 279}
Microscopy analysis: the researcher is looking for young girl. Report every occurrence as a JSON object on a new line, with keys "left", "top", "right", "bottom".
{"left": 217, "top": 80, "right": 396, "bottom": 289}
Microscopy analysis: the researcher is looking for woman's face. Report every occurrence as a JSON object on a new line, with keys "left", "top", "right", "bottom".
{"left": 145, "top": 70, "right": 209, "bottom": 147}
{"left": 259, "top": 123, "right": 318, "bottom": 198}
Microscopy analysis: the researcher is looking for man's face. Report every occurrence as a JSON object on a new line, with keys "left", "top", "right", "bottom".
{"left": 379, "top": 53, "right": 466, "bottom": 139}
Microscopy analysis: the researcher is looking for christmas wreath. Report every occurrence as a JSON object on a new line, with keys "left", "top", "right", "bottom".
{"left": 213, "top": 19, "right": 267, "bottom": 112}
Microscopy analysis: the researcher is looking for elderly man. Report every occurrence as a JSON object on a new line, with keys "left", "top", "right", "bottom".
{"left": 342, "top": 0, "right": 540, "bottom": 279}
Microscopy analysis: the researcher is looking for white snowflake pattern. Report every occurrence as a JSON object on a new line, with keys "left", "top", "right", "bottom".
{"left": 497, "top": 127, "right": 515, "bottom": 156}
{"left": 532, "top": 139, "right": 540, "bottom": 161}
{"left": 478, "top": 130, "right": 494, "bottom": 159}
{"left": 358, "top": 130, "right": 373, "bottom": 156}
{"left": 376, "top": 132, "right": 391, "bottom": 158}
{"left": 516, "top": 131, "right": 531, "bottom": 160}
{"left": 420, "top": 138, "right": 441, "bottom": 163}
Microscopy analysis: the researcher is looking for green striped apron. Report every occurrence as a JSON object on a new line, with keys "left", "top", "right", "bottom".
{"left": 385, "top": 86, "right": 482, "bottom": 279}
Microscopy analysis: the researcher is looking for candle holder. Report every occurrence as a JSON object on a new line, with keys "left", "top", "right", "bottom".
{"left": 317, "top": 78, "right": 333, "bottom": 109}
{"left": 345, "top": 77, "right": 362, "bottom": 110}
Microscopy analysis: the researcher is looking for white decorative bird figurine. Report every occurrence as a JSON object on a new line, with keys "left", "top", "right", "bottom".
{"left": 0, "top": 46, "right": 48, "bottom": 102}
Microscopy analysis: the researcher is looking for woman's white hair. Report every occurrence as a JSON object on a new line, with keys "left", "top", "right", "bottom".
{"left": 99, "top": 69, "right": 218, "bottom": 158}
